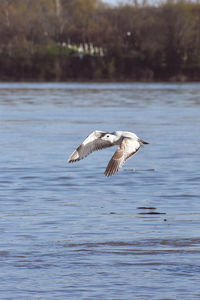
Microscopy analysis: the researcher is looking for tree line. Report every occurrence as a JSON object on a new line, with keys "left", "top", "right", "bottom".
{"left": 0, "top": 0, "right": 200, "bottom": 81}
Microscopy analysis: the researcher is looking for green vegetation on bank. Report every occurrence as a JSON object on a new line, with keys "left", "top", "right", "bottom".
{"left": 1, "top": 0, "right": 200, "bottom": 81}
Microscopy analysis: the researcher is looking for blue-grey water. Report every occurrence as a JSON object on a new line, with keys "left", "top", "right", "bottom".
{"left": 0, "top": 82, "right": 200, "bottom": 299}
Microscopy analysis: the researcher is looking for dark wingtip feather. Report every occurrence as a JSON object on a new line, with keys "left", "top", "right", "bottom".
{"left": 68, "top": 158, "right": 80, "bottom": 163}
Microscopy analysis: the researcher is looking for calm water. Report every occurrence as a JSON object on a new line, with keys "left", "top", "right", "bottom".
{"left": 0, "top": 82, "right": 200, "bottom": 299}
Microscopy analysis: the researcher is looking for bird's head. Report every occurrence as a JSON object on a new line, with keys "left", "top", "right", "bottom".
{"left": 101, "top": 133, "right": 116, "bottom": 143}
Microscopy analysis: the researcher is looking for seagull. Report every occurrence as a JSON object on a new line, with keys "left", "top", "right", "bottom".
{"left": 68, "top": 130, "right": 149, "bottom": 176}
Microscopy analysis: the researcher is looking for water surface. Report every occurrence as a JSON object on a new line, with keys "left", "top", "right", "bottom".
{"left": 0, "top": 82, "right": 200, "bottom": 299}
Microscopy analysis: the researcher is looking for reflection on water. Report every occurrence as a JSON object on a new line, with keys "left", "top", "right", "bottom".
{"left": 0, "top": 83, "right": 200, "bottom": 299}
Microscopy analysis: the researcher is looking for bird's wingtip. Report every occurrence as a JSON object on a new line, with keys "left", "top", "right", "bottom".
{"left": 68, "top": 150, "right": 80, "bottom": 163}
{"left": 68, "top": 157, "right": 80, "bottom": 163}
{"left": 104, "top": 171, "right": 110, "bottom": 177}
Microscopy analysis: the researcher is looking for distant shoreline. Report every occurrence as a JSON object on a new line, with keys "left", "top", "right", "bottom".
{"left": 0, "top": 54, "right": 199, "bottom": 83}
{"left": 1, "top": 1, "right": 200, "bottom": 82}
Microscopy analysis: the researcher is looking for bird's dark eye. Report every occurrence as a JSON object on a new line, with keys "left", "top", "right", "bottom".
{"left": 106, "top": 135, "right": 109, "bottom": 137}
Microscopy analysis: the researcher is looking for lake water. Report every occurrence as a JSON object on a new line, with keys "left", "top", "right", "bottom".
{"left": 0, "top": 82, "right": 200, "bottom": 299}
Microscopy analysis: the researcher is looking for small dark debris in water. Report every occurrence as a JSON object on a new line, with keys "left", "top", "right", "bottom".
{"left": 109, "top": 212, "right": 116, "bottom": 215}
{"left": 137, "top": 206, "right": 166, "bottom": 215}
{"left": 138, "top": 212, "right": 166, "bottom": 215}
{"left": 137, "top": 206, "right": 156, "bottom": 210}
{"left": 164, "top": 218, "right": 167, "bottom": 221}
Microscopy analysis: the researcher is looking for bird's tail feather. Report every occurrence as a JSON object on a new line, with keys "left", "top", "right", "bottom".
{"left": 139, "top": 139, "right": 149, "bottom": 145}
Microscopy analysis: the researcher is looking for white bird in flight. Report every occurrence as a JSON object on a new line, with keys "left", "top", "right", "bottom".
{"left": 68, "top": 130, "right": 149, "bottom": 176}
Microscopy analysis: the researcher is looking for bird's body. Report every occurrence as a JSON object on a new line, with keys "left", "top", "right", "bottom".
{"left": 68, "top": 130, "right": 149, "bottom": 176}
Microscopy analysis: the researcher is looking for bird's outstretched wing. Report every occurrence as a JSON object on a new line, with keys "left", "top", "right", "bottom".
{"left": 104, "top": 137, "right": 141, "bottom": 176}
{"left": 68, "top": 130, "right": 113, "bottom": 163}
